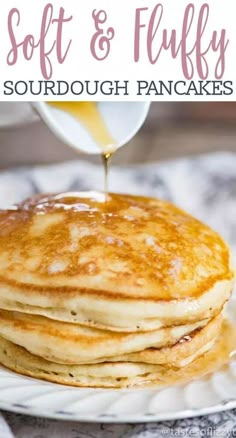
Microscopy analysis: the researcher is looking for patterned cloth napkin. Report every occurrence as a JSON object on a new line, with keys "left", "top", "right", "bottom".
{"left": 0, "top": 414, "right": 14, "bottom": 438}
{"left": 0, "top": 151, "right": 235, "bottom": 437}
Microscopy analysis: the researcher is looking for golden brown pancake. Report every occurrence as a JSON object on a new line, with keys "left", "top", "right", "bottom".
{"left": 0, "top": 319, "right": 233, "bottom": 388}
{"left": 112, "top": 315, "right": 222, "bottom": 367}
{"left": 0, "top": 192, "right": 233, "bottom": 331}
{"left": 0, "top": 309, "right": 211, "bottom": 365}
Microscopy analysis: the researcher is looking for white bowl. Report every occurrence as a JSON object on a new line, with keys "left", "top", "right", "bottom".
{"left": 32, "top": 102, "right": 151, "bottom": 154}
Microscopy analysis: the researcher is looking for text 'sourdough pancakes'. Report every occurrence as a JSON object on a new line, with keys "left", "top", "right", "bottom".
{"left": 0, "top": 192, "right": 234, "bottom": 388}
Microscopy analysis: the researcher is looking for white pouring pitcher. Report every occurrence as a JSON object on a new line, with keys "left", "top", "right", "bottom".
{"left": 32, "top": 102, "right": 151, "bottom": 154}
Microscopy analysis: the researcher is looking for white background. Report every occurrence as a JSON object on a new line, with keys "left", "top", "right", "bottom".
{"left": 0, "top": 0, "right": 235, "bottom": 101}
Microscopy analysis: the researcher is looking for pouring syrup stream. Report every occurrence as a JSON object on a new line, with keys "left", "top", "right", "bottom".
{"left": 47, "top": 102, "right": 116, "bottom": 198}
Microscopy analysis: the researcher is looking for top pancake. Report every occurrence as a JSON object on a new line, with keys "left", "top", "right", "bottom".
{"left": 0, "top": 192, "right": 233, "bottom": 331}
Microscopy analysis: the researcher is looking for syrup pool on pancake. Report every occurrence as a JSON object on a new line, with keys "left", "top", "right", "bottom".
{"left": 47, "top": 102, "right": 116, "bottom": 195}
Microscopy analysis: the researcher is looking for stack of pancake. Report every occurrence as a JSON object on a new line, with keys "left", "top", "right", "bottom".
{"left": 0, "top": 192, "right": 233, "bottom": 388}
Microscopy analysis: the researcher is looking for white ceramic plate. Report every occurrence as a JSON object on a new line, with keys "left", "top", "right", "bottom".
{"left": 0, "top": 296, "right": 236, "bottom": 423}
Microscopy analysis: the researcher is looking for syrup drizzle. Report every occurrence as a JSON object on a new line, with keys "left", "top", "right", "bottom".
{"left": 102, "top": 153, "right": 113, "bottom": 199}
{"left": 47, "top": 102, "right": 116, "bottom": 197}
